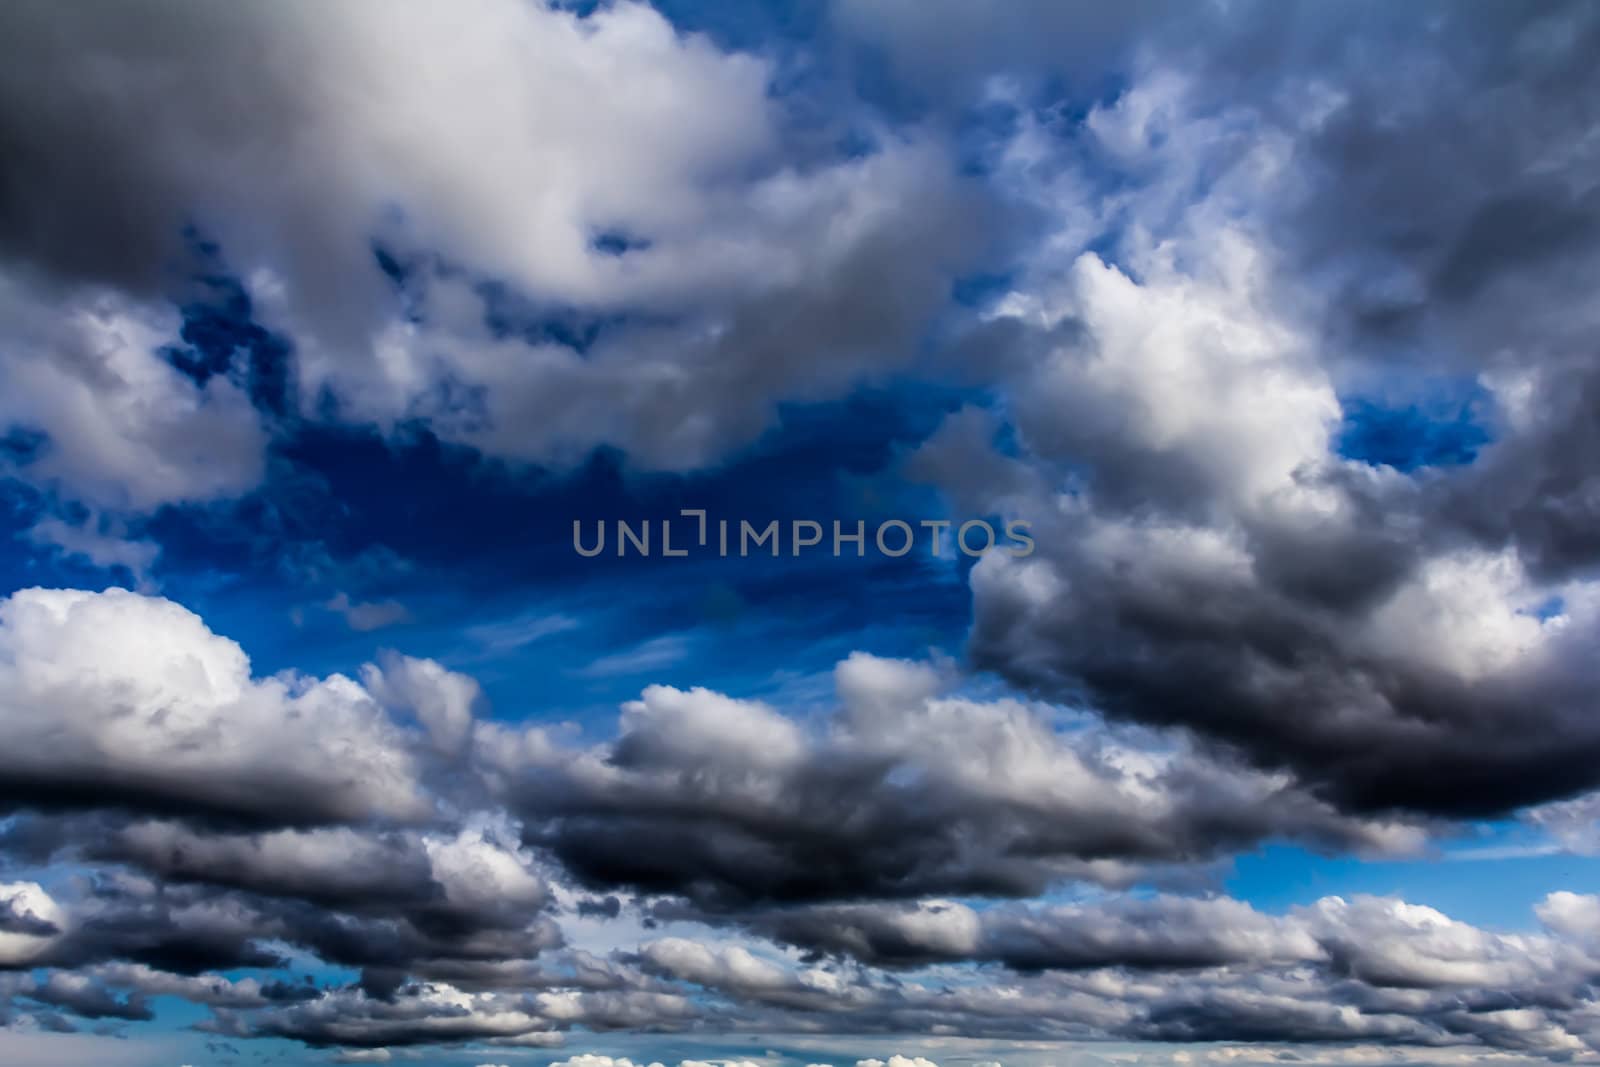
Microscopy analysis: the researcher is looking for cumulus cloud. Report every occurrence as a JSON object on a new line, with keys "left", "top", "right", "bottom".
{"left": 246, "top": 982, "right": 558, "bottom": 1049}
{"left": 0, "top": 0, "right": 987, "bottom": 491}
{"left": 7, "top": 589, "right": 1561, "bottom": 1056}
{"left": 930, "top": 0, "right": 1600, "bottom": 820}
{"left": 362, "top": 652, "right": 482, "bottom": 757}
{"left": 0, "top": 587, "right": 427, "bottom": 824}
{"left": 492, "top": 652, "right": 1421, "bottom": 908}
{"left": 1533, "top": 892, "right": 1600, "bottom": 941}
{"left": 743, "top": 895, "right": 1322, "bottom": 971}
{"left": 0, "top": 883, "right": 63, "bottom": 966}
{"left": 628, "top": 892, "right": 1600, "bottom": 1054}
{"left": 0, "top": 273, "right": 267, "bottom": 509}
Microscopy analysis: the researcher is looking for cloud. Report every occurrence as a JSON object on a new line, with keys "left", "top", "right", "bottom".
{"left": 23, "top": 516, "right": 160, "bottom": 586}
{"left": 0, "top": 587, "right": 428, "bottom": 825}
{"left": 325, "top": 593, "right": 412, "bottom": 634}
{"left": 18, "top": 972, "right": 151, "bottom": 1021}
{"left": 0, "top": 272, "right": 267, "bottom": 510}
{"left": 0, "top": 0, "right": 987, "bottom": 487}
{"left": 919, "top": 1, "right": 1600, "bottom": 821}
{"left": 628, "top": 892, "right": 1600, "bottom": 1053}
{"left": 7, "top": 591, "right": 1561, "bottom": 1055}
{"left": 492, "top": 652, "right": 1421, "bottom": 908}
{"left": 0, "top": 883, "right": 64, "bottom": 966}
{"left": 1523, "top": 791, "right": 1600, "bottom": 856}
{"left": 93, "top": 821, "right": 548, "bottom": 926}
{"left": 576, "top": 634, "right": 697, "bottom": 679}
{"left": 1533, "top": 892, "right": 1600, "bottom": 941}
{"left": 362, "top": 652, "right": 482, "bottom": 757}
{"left": 247, "top": 982, "right": 557, "bottom": 1049}
{"left": 742, "top": 895, "right": 1323, "bottom": 971}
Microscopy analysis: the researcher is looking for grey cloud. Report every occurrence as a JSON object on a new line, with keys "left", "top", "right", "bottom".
{"left": 914, "top": 0, "right": 1600, "bottom": 823}
{"left": 0, "top": 0, "right": 992, "bottom": 493}
{"left": 0, "top": 271, "right": 268, "bottom": 511}
{"left": 16, "top": 857, "right": 559, "bottom": 991}
{"left": 738, "top": 896, "right": 1322, "bottom": 972}
{"left": 630, "top": 893, "right": 1600, "bottom": 1054}
{"left": 0, "top": 588, "right": 430, "bottom": 827}
{"left": 18, "top": 973, "right": 151, "bottom": 1022}
{"left": 492, "top": 654, "right": 1420, "bottom": 909}
{"left": 0, "top": 892, "right": 59, "bottom": 941}
{"left": 233, "top": 981, "right": 694, "bottom": 1049}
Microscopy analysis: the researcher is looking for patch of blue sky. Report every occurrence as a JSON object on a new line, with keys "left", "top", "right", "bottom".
{"left": 0, "top": 483, "right": 149, "bottom": 593}
{"left": 151, "top": 230, "right": 298, "bottom": 414}
{"left": 0, "top": 242, "right": 996, "bottom": 735}
{"left": 1227, "top": 835, "right": 1600, "bottom": 931}
{"left": 475, "top": 275, "right": 647, "bottom": 354}
{"left": 1336, "top": 379, "right": 1493, "bottom": 472}
{"left": 589, "top": 229, "right": 654, "bottom": 257}
{"left": 0, "top": 425, "right": 49, "bottom": 464}
{"left": 1528, "top": 594, "right": 1566, "bottom": 621}
{"left": 0, "top": 344, "right": 982, "bottom": 729}
{"left": 645, "top": 0, "right": 823, "bottom": 55}
{"left": 953, "top": 96, "right": 1023, "bottom": 178}
{"left": 950, "top": 270, "right": 1015, "bottom": 310}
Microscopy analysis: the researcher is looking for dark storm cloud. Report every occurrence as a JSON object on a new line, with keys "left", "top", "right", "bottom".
{"left": 968, "top": 539, "right": 1600, "bottom": 818}
{"left": 89, "top": 822, "right": 452, "bottom": 920}
{"left": 0, "top": 2, "right": 198, "bottom": 292}
{"left": 611, "top": 891, "right": 1600, "bottom": 1054}
{"left": 231, "top": 982, "right": 689, "bottom": 1049}
{"left": 0, "top": 588, "right": 438, "bottom": 828}
{"left": 1227, "top": 1, "right": 1600, "bottom": 587}
{"left": 492, "top": 655, "right": 1419, "bottom": 909}
{"left": 38, "top": 878, "right": 287, "bottom": 976}
{"left": 18, "top": 973, "right": 152, "bottom": 1022}
{"left": 4, "top": 818, "right": 561, "bottom": 986}
{"left": 576, "top": 896, "right": 624, "bottom": 920}
{"left": 726, "top": 896, "right": 1321, "bottom": 971}
{"left": 939, "top": 0, "right": 1600, "bottom": 822}
{"left": 0, "top": 892, "right": 58, "bottom": 940}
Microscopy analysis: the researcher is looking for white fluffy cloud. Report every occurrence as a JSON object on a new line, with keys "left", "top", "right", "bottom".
{"left": 998, "top": 229, "right": 1338, "bottom": 509}
{"left": 1535, "top": 891, "right": 1600, "bottom": 940}
{"left": 0, "top": 587, "right": 427, "bottom": 823}
{"left": 0, "top": 882, "right": 64, "bottom": 966}
{"left": 363, "top": 651, "right": 482, "bottom": 757}
{"left": 0, "top": 273, "right": 266, "bottom": 510}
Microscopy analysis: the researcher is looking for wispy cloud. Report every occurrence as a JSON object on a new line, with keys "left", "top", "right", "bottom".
{"left": 576, "top": 633, "right": 696, "bottom": 678}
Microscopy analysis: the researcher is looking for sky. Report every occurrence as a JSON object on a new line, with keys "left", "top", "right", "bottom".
{"left": 1, "top": 1, "right": 1600, "bottom": 1065}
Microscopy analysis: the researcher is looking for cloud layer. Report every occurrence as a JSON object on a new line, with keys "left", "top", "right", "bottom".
{"left": 0, "top": 589, "right": 1592, "bottom": 1058}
